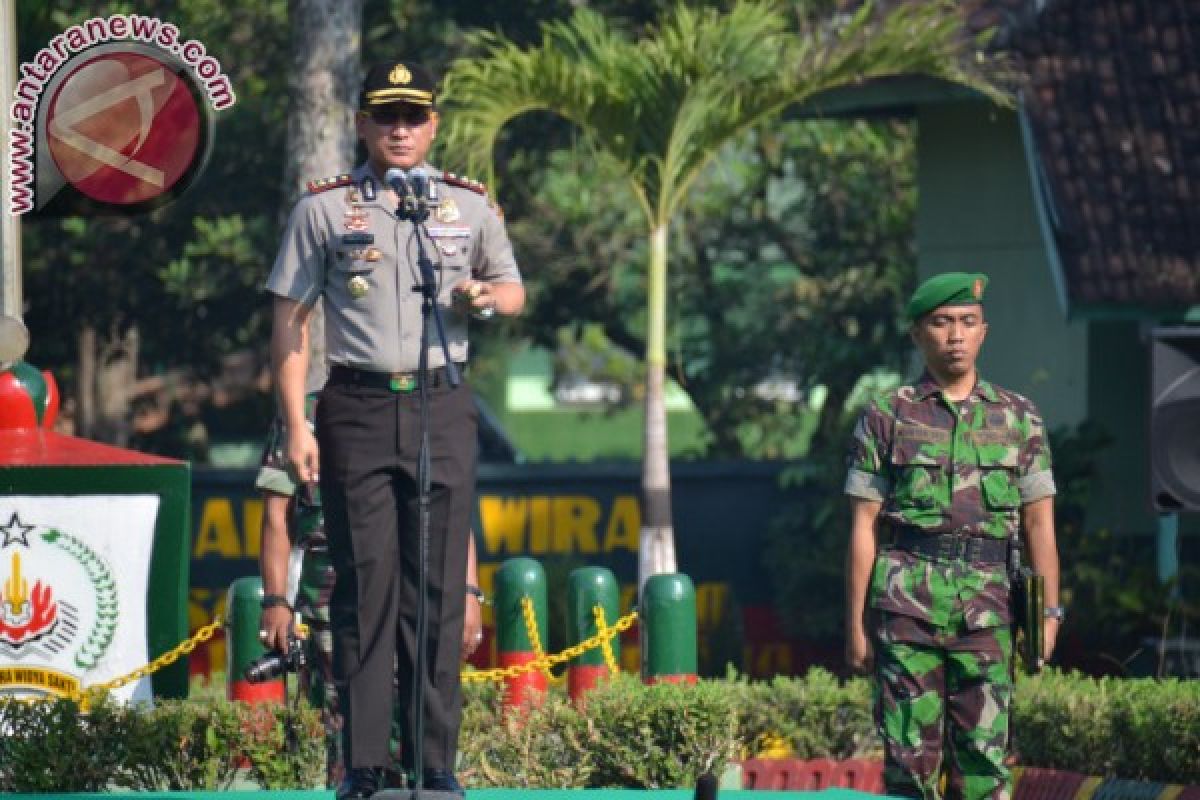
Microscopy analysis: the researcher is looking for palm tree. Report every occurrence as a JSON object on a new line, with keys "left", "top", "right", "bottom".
{"left": 439, "top": 0, "right": 1008, "bottom": 590}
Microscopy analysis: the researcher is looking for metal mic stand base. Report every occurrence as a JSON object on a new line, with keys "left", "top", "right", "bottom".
{"left": 374, "top": 790, "right": 464, "bottom": 800}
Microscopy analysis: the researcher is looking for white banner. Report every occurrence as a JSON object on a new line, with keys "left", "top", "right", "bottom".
{"left": 0, "top": 495, "right": 159, "bottom": 703}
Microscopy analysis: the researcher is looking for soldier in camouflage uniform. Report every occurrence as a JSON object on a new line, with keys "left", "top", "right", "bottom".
{"left": 256, "top": 396, "right": 484, "bottom": 788}
{"left": 844, "top": 272, "right": 1063, "bottom": 800}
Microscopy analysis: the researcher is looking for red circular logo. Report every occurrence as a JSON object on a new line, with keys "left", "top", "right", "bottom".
{"left": 46, "top": 51, "right": 202, "bottom": 206}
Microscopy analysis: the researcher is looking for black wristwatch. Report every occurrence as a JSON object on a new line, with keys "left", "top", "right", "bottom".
{"left": 465, "top": 584, "right": 486, "bottom": 604}
{"left": 261, "top": 593, "right": 291, "bottom": 610}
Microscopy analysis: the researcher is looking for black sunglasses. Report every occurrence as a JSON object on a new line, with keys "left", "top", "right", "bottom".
{"left": 362, "top": 107, "right": 432, "bottom": 126}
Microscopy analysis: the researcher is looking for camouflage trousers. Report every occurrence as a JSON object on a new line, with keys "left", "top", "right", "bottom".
{"left": 872, "top": 610, "right": 1014, "bottom": 800}
{"left": 296, "top": 549, "right": 407, "bottom": 788}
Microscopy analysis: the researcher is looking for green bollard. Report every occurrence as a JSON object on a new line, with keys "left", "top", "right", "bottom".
{"left": 494, "top": 557, "right": 548, "bottom": 708}
{"left": 641, "top": 573, "right": 698, "bottom": 685}
{"left": 225, "top": 576, "right": 284, "bottom": 703}
{"left": 566, "top": 566, "right": 621, "bottom": 701}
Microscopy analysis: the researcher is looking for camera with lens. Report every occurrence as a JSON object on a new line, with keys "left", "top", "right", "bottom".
{"left": 244, "top": 636, "right": 307, "bottom": 683}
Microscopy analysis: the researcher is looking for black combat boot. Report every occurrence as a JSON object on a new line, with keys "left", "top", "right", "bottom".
{"left": 419, "top": 768, "right": 464, "bottom": 797}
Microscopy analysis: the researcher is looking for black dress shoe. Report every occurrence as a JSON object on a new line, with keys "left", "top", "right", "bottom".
{"left": 337, "top": 767, "right": 382, "bottom": 799}
{"left": 382, "top": 767, "right": 409, "bottom": 789}
{"left": 419, "top": 768, "right": 464, "bottom": 796}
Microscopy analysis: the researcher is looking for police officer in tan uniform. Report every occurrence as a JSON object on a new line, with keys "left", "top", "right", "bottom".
{"left": 267, "top": 60, "right": 524, "bottom": 800}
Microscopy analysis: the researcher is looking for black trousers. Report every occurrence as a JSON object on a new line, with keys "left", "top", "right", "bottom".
{"left": 316, "top": 376, "right": 476, "bottom": 771}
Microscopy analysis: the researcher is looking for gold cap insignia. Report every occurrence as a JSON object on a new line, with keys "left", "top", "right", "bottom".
{"left": 389, "top": 65, "right": 412, "bottom": 85}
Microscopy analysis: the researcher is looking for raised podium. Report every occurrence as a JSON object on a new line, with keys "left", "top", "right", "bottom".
{"left": 0, "top": 356, "right": 190, "bottom": 701}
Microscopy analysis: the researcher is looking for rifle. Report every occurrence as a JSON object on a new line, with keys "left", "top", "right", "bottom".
{"left": 1009, "top": 539, "right": 1045, "bottom": 674}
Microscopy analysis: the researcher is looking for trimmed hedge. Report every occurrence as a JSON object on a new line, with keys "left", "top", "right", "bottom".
{"left": 1013, "top": 670, "right": 1200, "bottom": 784}
{"left": 0, "top": 694, "right": 324, "bottom": 793}
{"left": 0, "top": 668, "right": 1196, "bottom": 792}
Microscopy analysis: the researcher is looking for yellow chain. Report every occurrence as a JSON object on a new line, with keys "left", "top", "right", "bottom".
{"left": 519, "top": 594, "right": 559, "bottom": 684}
{"left": 24, "top": 599, "right": 635, "bottom": 700}
{"left": 594, "top": 605, "right": 620, "bottom": 676}
{"left": 462, "top": 603, "right": 638, "bottom": 684}
{"left": 61, "top": 615, "right": 225, "bottom": 706}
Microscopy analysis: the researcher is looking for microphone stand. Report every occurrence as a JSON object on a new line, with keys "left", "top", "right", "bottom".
{"left": 378, "top": 186, "right": 461, "bottom": 800}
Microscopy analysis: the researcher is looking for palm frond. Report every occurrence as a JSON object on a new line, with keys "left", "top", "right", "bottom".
{"left": 439, "top": 0, "right": 1010, "bottom": 227}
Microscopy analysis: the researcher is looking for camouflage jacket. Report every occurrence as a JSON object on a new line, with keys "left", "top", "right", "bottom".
{"left": 844, "top": 372, "right": 1055, "bottom": 629}
{"left": 254, "top": 395, "right": 324, "bottom": 551}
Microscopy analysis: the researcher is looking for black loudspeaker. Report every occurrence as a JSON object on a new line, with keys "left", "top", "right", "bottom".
{"left": 1150, "top": 327, "right": 1200, "bottom": 512}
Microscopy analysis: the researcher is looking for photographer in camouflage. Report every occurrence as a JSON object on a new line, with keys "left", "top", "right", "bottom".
{"left": 844, "top": 272, "right": 1063, "bottom": 800}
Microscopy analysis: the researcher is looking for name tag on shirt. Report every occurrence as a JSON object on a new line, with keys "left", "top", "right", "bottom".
{"left": 426, "top": 225, "right": 471, "bottom": 239}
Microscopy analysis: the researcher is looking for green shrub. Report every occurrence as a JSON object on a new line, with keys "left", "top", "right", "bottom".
{"left": 732, "top": 667, "right": 877, "bottom": 759}
{"left": 1, "top": 669, "right": 1197, "bottom": 791}
{"left": 582, "top": 674, "right": 740, "bottom": 788}
{"left": 116, "top": 697, "right": 245, "bottom": 791}
{"left": 459, "top": 681, "right": 595, "bottom": 787}
{"left": 0, "top": 693, "right": 323, "bottom": 793}
{"left": 0, "top": 695, "right": 130, "bottom": 793}
{"left": 240, "top": 700, "right": 328, "bottom": 790}
{"left": 1013, "top": 670, "right": 1200, "bottom": 784}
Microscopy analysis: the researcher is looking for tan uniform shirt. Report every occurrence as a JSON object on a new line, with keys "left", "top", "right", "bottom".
{"left": 266, "top": 163, "right": 521, "bottom": 372}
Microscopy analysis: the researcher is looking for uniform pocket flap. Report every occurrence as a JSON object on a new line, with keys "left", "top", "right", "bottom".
{"left": 890, "top": 437, "right": 945, "bottom": 467}
{"left": 976, "top": 446, "right": 1019, "bottom": 469}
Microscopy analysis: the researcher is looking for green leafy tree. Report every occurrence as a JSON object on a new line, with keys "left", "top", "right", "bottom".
{"left": 18, "top": 0, "right": 290, "bottom": 446}
{"left": 439, "top": 0, "right": 1007, "bottom": 587}
{"left": 505, "top": 118, "right": 917, "bottom": 460}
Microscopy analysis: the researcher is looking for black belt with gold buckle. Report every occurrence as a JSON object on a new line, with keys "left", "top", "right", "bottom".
{"left": 328, "top": 364, "right": 463, "bottom": 393}
{"left": 891, "top": 527, "right": 1008, "bottom": 564}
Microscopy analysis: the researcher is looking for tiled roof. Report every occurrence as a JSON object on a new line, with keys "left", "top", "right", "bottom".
{"left": 836, "top": 0, "right": 1200, "bottom": 312}
{"left": 1010, "top": 0, "right": 1200, "bottom": 312}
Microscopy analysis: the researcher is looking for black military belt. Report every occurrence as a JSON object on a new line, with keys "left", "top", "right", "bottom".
{"left": 891, "top": 528, "right": 1008, "bottom": 564}
{"left": 328, "top": 364, "right": 464, "bottom": 393}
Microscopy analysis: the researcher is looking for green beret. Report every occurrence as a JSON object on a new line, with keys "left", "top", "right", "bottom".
{"left": 906, "top": 272, "right": 988, "bottom": 321}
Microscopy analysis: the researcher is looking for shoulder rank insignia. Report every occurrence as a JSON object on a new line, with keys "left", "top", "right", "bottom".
{"left": 306, "top": 173, "right": 354, "bottom": 194}
{"left": 441, "top": 171, "right": 489, "bottom": 197}
{"left": 442, "top": 171, "right": 505, "bottom": 217}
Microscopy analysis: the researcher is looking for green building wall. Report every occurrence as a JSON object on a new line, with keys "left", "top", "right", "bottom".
{"left": 915, "top": 103, "right": 1089, "bottom": 429}
{"left": 913, "top": 102, "right": 1191, "bottom": 538}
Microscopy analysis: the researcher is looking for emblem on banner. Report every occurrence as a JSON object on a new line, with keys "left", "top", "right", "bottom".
{"left": 0, "top": 512, "right": 117, "bottom": 699}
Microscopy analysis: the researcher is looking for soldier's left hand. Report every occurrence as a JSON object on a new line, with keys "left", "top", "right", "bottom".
{"left": 1043, "top": 618, "right": 1059, "bottom": 662}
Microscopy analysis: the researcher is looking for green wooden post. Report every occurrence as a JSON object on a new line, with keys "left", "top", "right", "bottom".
{"left": 494, "top": 557, "right": 548, "bottom": 707}
{"left": 566, "top": 566, "right": 621, "bottom": 701}
{"left": 642, "top": 572, "right": 697, "bottom": 684}
{"left": 225, "top": 576, "right": 283, "bottom": 703}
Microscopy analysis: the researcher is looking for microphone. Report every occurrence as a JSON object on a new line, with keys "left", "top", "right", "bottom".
{"left": 407, "top": 166, "right": 428, "bottom": 201}
{"left": 408, "top": 166, "right": 439, "bottom": 208}
{"left": 384, "top": 167, "right": 420, "bottom": 218}
{"left": 383, "top": 167, "right": 410, "bottom": 199}
{"left": 386, "top": 167, "right": 434, "bottom": 219}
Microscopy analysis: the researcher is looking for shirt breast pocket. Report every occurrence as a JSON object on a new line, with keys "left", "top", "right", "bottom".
{"left": 329, "top": 254, "right": 372, "bottom": 301}
{"left": 978, "top": 448, "right": 1021, "bottom": 510}
{"left": 889, "top": 440, "right": 945, "bottom": 510}
{"left": 432, "top": 237, "right": 470, "bottom": 273}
